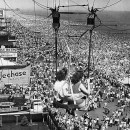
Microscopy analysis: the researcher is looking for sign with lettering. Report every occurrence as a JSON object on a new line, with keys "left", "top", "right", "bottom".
{"left": 0, "top": 65, "right": 31, "bottom": 88}
{"left": 0, "top": 53, "right": 17, "bottom": 57}
{"left": 0, "top": 48, "right": 17, "bottom": 57}
{"left": 0, "top": 48, "right": 17, "bottom": 52}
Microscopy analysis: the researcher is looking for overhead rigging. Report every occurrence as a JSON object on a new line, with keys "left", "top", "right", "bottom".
{"left": 98, "top": 0, "right": 123, "bottom": 12}
{"left": 31, "top": 0, "right": 124, "bottom": 78}
{"left": 33, "top": 0, "right": 88, "bottom": 74}
{"left": 3, "top": 0, "right": 28, "bottom": 20}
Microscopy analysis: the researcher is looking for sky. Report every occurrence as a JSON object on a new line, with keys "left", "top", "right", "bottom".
{"left": 0, "top": 0, "right": 130, "bottom": 12}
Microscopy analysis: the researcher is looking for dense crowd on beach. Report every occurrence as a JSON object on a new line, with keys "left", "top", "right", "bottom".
{"left": 9, "top": 14, "right": 130, "bottom": 79}
{"left": 1, "top": 13, "right": 130, "bottom": 130}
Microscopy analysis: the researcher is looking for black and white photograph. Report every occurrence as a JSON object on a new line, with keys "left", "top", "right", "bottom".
{"left": 0, "top": 0, "right": 130, "bottom": 130}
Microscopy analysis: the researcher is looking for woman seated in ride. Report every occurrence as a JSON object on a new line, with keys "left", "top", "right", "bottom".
{"left": 70, "top": 70, "right": 91, "bottom": 108}
{"left": 53, "top": 67, "right": 71, "bottom": 103}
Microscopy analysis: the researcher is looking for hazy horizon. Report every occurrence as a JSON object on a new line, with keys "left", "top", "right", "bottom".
{"left": 1, "top": 0, "right": 130, "bottom": 11}
{"left": 19, "top": 9, "right": 130, "bottom": 23}
{"left": 15, "top": 8, "right": 130, "bottom": 35}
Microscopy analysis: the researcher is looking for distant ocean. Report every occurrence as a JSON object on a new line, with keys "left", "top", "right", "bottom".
{"left": 21, "top": 10, "right": 130, "bottom": 36}
{"left": 21, "top": 10, "right": 130, "bottom": 23}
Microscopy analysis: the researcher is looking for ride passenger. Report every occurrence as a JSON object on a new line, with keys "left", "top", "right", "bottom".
{"left": 70, "top": 70, "right": 91, "bottom": 108}
{"left": 53, "top": 68, "right": 91, "bottom": 110}
{"left": 53, "top": 67, "right": 72, "bottom": 103}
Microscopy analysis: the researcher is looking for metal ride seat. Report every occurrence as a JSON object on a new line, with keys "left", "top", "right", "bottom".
{"left": 53, "top": 99, "right": 76, "bottom": 115}
{"left": 53, "top": 98, "right": 76, "bottom": 110}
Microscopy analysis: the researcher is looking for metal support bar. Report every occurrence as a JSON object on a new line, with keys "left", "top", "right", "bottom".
{"left": 55, "top": 30, "right": 58, "bottom": 74}
{"left": 87, "top": 29, "right": 93, "bottom": 78}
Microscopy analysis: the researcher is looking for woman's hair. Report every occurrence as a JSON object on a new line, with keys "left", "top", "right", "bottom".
{"left": 71, "top": 70, "right": 84, "bottom": 85}
{"left": 62, "top": 67, "right": 68, "bottom": 77}
{"left": 55, "top": 68, "right": 68, "bottom": 81}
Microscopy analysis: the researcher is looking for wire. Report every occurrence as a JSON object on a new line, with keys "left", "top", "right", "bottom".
{"left": 76, "top": 14, "right": 102, "bottom": 56}
{"left": 69, "top": 0, "right": 88, "bottom": 10}
{"left": 98, "top": 0, "right": 122, "bottom": 11}
{"left": 95, "top": 14, "right": 102, "bottom": 26}
{"left": 98, "top": 0, "right": 111, "bottom": 12}
{"left": 4, "top": 0, "right": 49, "bottom": 33}
{"left": 34, "top": 1, "right": 48, "bottom": 10}
{"left": 91, "top": 40, "right": 95, "bottom": 70}
{"left": 101, "top": 23, "right": 130, "bottom": 31}
{"left": 3, "top": 0, "right": 29, "bottom": 20}
{"left": 77, "top": 29, "right": 89, "bottom": 43}
{"left": 64, "top": 38, "right": 76, "bottom": 105}
{"left": 59, "top": 4, "right": 88, "bottom": 8}
{"left": 3, "top": 0, "right": 43, "bottom": 51}
{"left": 77, "top": 13, "right": 102, "bottom": 43}
{"left": 33, "top": 0, "right": 50, "bottom": 9}
{"left": 92, "top": 0, "right": 96, "bottom": 8}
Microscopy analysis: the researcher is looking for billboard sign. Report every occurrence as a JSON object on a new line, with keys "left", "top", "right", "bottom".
{"left": 0, "top": 65, "right": 31, "bottom": 88}
{"left": 0, "top": 48, "right": 17, "bottom": 52}
{"left": 0, "top": 53, "right": 17, "bottom": 57}
{"left": 0, "top": 48, "right": 17, "bottom": 58}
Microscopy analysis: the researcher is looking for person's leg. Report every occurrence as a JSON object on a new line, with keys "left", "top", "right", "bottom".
{"left": 61, "top": 96, "right": 89, "bottom": 111}
{"left": 76, "top": 99, "right": 87, "bottom": 108}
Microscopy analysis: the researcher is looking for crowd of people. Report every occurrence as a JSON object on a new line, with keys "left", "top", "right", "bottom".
{"left": 44, "top": 71, "right": 129, "bottom": 130}
{"left": 1, "top": 13, "right": 130, "bottom": 130}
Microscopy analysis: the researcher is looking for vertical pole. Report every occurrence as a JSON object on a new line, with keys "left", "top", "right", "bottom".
{"left": 87, "top": 29, "right": 93, "bottom": 78}
{"left": 52, "top": 9, "right": 60, "bottom": 75}
{"left": 55, "top": 29, "right": 58, "bottom": 74}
